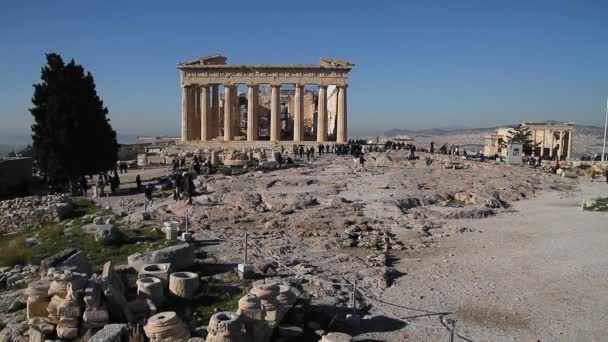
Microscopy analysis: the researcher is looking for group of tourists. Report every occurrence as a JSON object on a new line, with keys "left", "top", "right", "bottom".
{"left": 117, "top": 161, "right": 129, "bottom": 173}
{"left": 88, "top": 170, "right": 122, "bottom": 197}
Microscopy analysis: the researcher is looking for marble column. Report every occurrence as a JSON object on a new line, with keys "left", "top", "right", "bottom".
{"left": 193, "top": 86, "right": 201, "bottom": 140}
{"left": 200, "top": 85, "right": 210, "bottom": 141}
{"left": 558, "top": 130, "right": 564, "bottom": 160}
{"left": 336, "top": 85, "right": 347, "bottom": 143}
{"left": 270, "top": 85, "right": 281, "bottom": 141}
{"left": 210, "top": 84, "right": 219, "bottom": 139}
{"left": 181, "top": 86, "right": 190, "bottom": 142}
{"left": 232, "top": 86, "right": 240, "bottom": 136}
{"left": 247, "top": 85, "right": 259, "bottom": 141}
{"left": 188, "top": 86, "right": 197, "bottom": 141}
{"left": 549, "top": 131, "right": 555, "bottom": 159}
{"left": 293, "top": 85, "right": 304, "bottom": 142}
{"left": 567, "top": 130, "right": 573, "bottom": 160}
{"left": 316, "top": 86, "right": 327, "bottom": 142}
{"left": 224, "top": 85, "right": 233, "bottom": 141}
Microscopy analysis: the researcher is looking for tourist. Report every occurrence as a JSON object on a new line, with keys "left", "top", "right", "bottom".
{"left": 589, "top": 167, "right": 596, "bottom": 181}
{"left": 410, "top": 145, "right": 416, "bottom": 160}
{"left": 430, "top": 142, "right": 435, "bottom": 154}
{"left": 180, "top": 158, "right": 186, "bottom": 168}
{"left": 183, "top": 172, "right": 193, "bottom": 204}
{"left": 206, "top": 158, "right": 212, "bottom": 175}
{"left": 310, "top": 147, "right": 315, "bottom": 158}
{"left": 135, "top": 174, "right": 142, "bottom": 192}
{"left": 299, "top": 145, "right": 304, "bottom": 158}
{"left": 359, "top": 154, "right": 366, "bottom": 170}
{"left": 193, "top": 159, "right": 201, "bottom": 174}
{"left": 277, "top": 152, "right": 283, "bottom": 167}
{"left": 109, "top": 176, "right": 116, "bottom": 195}
{"left": 306, "top": 148, "right": 311, "bottom": 161}
{"left": 144, "top": 184, "right": 153, "bottom": 211}
{"left": 97, "top": 176, "right": 105, "bottom": 197}
{"left": 173, "top": 173, "right": 182, "bottom": 201}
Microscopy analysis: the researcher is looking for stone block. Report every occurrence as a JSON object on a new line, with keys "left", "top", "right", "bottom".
{"left": 84, "top": 280, "right": 101, "bottom": 308}
{"left": 39, "top": 248, "right": 77, "bottom": 275}
{"left": 26, "top": 297, "right": 50, "bottom": 319}
{"left": 82, "top": 307, "right": 110, "bottom": 328}
{"left": 144, "top": 312, "right": 190, "bottom": 342}
{"left": 57, "top": 297, "right": 81, "bottom": 318}
{"left": 57, "top": 317, "right": 79, "bottom": 339}
{"left": 100, "top": 261, "right": 134, "bottom": 323}
{"left": 321, "top": 332, "right": 353, "bottom": 342}
{"left": 137, "top": 276, "right": 164, "bottom": 305}
{"left": 94, "top": 224, "right": 121, "bottom": 243}
{"left": 59, "top": 250, "right": 92, "bottom": 276}
{"left": 206, "top": 312, "right": 248, "bottom": 342}
{"left": 169, "top": 272, "right": 199, "bottom": 299}
{"left": 237, "top": 264, "right": 254, "bottom": 280}
{"left": 128, "top": 243, "right": 195, "bottom": 272}
{"left": 28, "top": 327, "right": 45, "bottom": 342}
{"left": 138, "top": 263, "right": 171, "bottom": 285}
{"left": 88, "top": 323, "right": 127, "bottom": 342}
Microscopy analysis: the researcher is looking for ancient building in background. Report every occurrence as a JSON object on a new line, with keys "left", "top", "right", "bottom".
{"left": 177, "top": 55, "right": 353, "bottom": 144}
{"left": 484, "top": 122, "right": 575, "bottom": 160}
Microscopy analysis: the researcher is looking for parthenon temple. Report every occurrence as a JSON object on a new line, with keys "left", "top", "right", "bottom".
{"left": 177, "top": 55, "right": 353, "bottom": 144}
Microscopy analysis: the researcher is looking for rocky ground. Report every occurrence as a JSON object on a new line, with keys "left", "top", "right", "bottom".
{"left": 2, "top": 150, "right": 607, "bottom": 341}
{"left": 99, "top": 151, "right": 598, "bottom": 340}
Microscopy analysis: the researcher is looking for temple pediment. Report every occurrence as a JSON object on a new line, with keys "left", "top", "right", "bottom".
{"left": 178, "top": 54, "right": 227, "bottom": 66}
{"left": 320, "top": 58, "right": 354, "bottom": 67}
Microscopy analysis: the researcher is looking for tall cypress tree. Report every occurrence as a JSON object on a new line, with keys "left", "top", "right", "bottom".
{"left": 30, "top": 53, "right": 118, "bottom": 188}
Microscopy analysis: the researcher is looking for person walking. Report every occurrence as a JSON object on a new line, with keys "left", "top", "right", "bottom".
{"left": 277, "top": 152, "right": 283, "bottom": 167}
{"left": 359, "top": 154, "right": 366, "bottom": 170}
{"left": 135, "top": 174, "right": 142, "bottom": 192}
{"left": 183, "top": 172, "right": 193, "bottom": 205}
{"left": 144, "top": 184, "right": 154, "bottom": 211}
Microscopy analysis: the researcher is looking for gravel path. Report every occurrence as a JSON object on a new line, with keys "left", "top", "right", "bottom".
{"left": 365, "top": 180, "right": 608, "bottom": 341}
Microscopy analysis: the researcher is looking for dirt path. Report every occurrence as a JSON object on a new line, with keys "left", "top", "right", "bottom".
{"left": 364, "top": 180, "right": 608, "bottom": 341}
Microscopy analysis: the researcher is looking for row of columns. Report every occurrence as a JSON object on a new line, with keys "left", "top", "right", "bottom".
{"left": 537, "top": 129, "right": 573, "bottom": 160}
{"left": 181, "top": 83, "right": 348, "bottom": 143}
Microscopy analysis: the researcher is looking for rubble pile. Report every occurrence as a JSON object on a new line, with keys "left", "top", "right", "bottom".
{"left": 341, "top": 223, "right": 403, "bottom": 251}
{"left": 0, "top": 195, "right": 72, "bottom": 232}
{"left": 1, "top": 265, "right": 40, "bottom": 288}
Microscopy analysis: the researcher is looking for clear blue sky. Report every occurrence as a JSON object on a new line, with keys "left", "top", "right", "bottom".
{"left": 1, "top": 0, "right": 607, "bottom": 139}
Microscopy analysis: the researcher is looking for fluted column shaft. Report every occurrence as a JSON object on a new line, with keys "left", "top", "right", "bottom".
{"left": 181, "top": 86, "right": 190, "bottom": 142}
{"left": 224, "top": 85, "right": 234, "bottom": 141}
{"left": 270, "top": 85, "right": 281, "bottom": 141}
{"left": 558, "top": 130, "right": 564, "bottom": 160}
{"left": 567, "top": 130, "right": 573, "bottom": 160}
{"left": 317, "top": 86, "right": 327, "bottom": 142}
{"left": 337, "top": 85, "right": 348, "bottom": 143}
{"left": 247, "top": 85, "right": 259, "bottom": 141}
{"left": 210, "top": 84, "right": 219, "bottom": 139}
{"left": 193, "top": 86, "right": 201, "bottom": 140}
{"left": 294, "top": 85, "right": 304, "bottom": 142}
{"left": 232, "top": 86, "right": 240, "bottom": 136}
{"left": 200, "top": 85, "right": 210, "bottom": 141}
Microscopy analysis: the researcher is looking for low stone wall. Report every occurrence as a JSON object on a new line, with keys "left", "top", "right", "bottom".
{"left": 0, "top": 194, "right": 72, "bottom": 232}
{"left": 0, "top": 157, "right": 33, "bottom": 198}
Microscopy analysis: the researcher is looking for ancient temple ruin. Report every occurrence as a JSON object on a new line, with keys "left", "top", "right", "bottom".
{"left": 177, "top": 55, "right": 353, "bottom": 144}
{"left": 484, "top": 121, "right": 575, "bottom": 160}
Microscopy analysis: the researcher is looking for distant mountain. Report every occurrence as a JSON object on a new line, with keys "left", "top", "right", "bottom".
{"left": 385, "top": 126, "right": 500, "bottom": 137}
{"left": 385, "top": 124, "right": 604, "bottom": 138}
